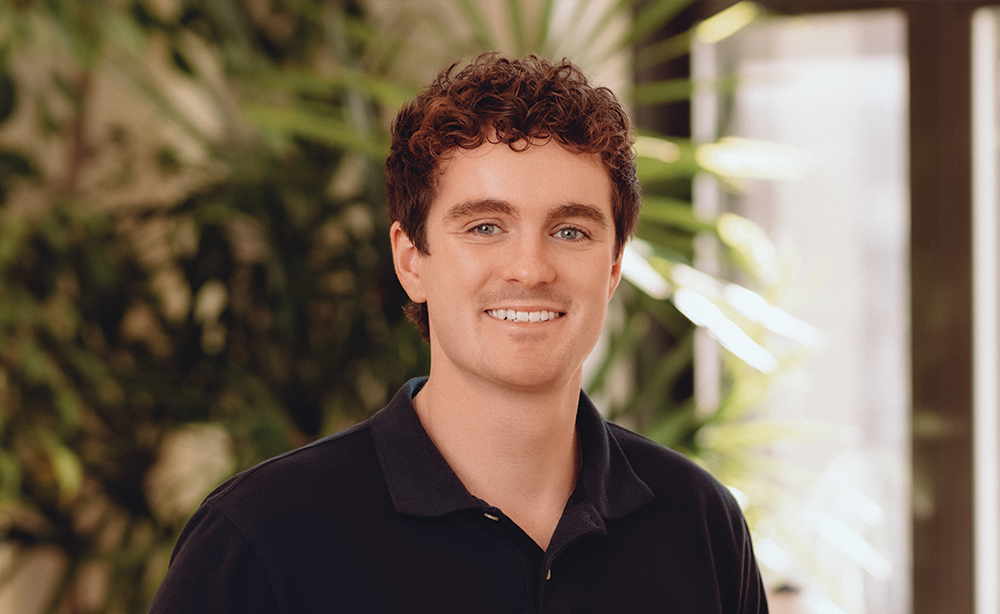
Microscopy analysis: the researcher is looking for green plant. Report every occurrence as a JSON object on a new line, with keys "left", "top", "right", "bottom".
{"left": 0, "top": 1, "right": 425, "bottom": 611}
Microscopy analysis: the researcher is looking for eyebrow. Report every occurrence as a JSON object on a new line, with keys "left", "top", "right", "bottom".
{"left": 442, "top": 199, "right": 516, "bottom": 224}
{"left": 443, "top": 198, "right": 609, "bottom": 228}
{"left": 549, "top": 203, "right": 609, "bottom": 229}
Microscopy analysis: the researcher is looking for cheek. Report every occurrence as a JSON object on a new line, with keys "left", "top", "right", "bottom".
{"left": 572, "top": 257, "right": 617, "bottom": 293}
{"left": 444, "top": 248, "right": 492, "bottom": 280}
{"left": 425, "top": 251, "right": 488, "bottom": 301}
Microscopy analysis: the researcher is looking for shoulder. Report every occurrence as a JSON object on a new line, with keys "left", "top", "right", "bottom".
{"left": 601, "top": 422, "right": 769, "bottom": 612}
{"left": 607, "top": 422, "right": 743, "bottom": 518}
{"left": 205, "top": 419, "right": 381, "bottom": 516}
{"left": 192, "top": 380, "right": 426, "bottom": 528}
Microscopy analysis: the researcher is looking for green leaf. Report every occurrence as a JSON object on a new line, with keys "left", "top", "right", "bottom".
{"left": 636, "top": 154, "right": 697, "bottom": 182}
{"left": 0, "top": 449, "right": 22, "bottom": 501}
{"left": 242, "top": 104, "right": 389, "bottom": 158}
{"left": 21, "top": 340, "right": 57, "bottom": 385}
{"left": 457, "top": 0, "right": 500, "bottom": 51}
{"left": 0, "top": 70, "right": 15, "bottom": 124}
{"left": 637, "top": 329, "right": 695, "bottom": 402}
{"left": 255, "top": 66, "right": 415, "bottom": 110}
{"left": 170, "top": 47, "right": 194, "bottom": 75}
{"left": 629, "top": 0, "right": 692, "bottom": 45}
{"left": 0, "top": 150, "right": 39, "bottom": 178}
{"left": 631, "top": 78, "right": 694, "bottom": 105}
{"left": 35, "top": 428, "right": 84, "bottom": 501}
{"left": 716, "top": 213, "right": 781, "bottom": 286}
{"left": 506, "top": 0, "right": 527, "bottom": 54}
{"left": 560, "top": 0, "right": 612, "bottom": 49}
{"left": 0, "top": 213, "right": 29, "bottom": 267}
{"left": 54, "top": 389, "right": 83, "bottom": 432}
{"left": 640, "top": 196, "right": 715, "bottom": 233}
{"left": 99, "top": 7, "right": 146, "bottom": 55}
{"left": 644, "top": 400, "right": 698, "bottom": 449}
{"left": 572, "top": 0, "right": 633, "bottom": 59}
{"left": 634, "top": 224, "right": 695, "bottom": 258}
{"left": 49, "top": 443, "right": 84, "bottom": 500}
{"left": 34, "top": 94, "right": 62, "bottom": 136}
{"left": 534, "top": 0, "right": 556, "bottom": 53}
{"left": 635, "top": 31, "right": 694, "bottom": 72}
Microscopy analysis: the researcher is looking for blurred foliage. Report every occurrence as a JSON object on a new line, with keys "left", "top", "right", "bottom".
{"left": 0, "top": 0, "right": 801, "bottom": 612}
{"left": 0, "top": 1, "right": 427, "bottom": 611}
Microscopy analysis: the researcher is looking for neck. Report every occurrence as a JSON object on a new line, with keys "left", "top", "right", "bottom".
{"left": 412, "top": 369, "right": 583, "bottom": 550}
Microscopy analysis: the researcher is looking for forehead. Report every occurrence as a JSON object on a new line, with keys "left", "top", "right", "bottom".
{"left": 429, "top": 140, "right": 612, "bottom": 220}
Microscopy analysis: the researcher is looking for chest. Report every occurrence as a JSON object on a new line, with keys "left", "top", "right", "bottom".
{"left": 251, "top": 502, "right": 732, "bottom": 614}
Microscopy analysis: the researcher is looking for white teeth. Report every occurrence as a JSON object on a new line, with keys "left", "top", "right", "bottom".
{"left": 487, "top": 309, "right": 561, "bottom": 322}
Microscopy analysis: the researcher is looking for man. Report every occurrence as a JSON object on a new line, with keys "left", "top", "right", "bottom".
{"left": 148, "top": 53, "right": 769, "bottom": 613}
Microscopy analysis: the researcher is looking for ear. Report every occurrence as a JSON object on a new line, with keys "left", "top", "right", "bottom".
{"left": 391, "top": 222, "right": 427, "bottom": 303}
{"left": 608, "top": 252, "right": 623, "bottom": 301}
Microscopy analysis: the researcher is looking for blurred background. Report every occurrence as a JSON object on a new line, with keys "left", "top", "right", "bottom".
{"left": 0, "top": 1, "right": 996, "bottom": 612}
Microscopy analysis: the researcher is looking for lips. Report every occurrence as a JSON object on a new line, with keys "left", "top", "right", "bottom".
{"left": 486, "top": 309, "right": 562, "bottom": 323}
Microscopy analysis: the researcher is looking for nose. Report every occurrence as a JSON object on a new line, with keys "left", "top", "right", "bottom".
{"left": 500, "top": 233, "right": 556, "bottom": 287}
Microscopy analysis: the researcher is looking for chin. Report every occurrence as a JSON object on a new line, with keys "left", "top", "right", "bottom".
{"left": 485, "top": 359, "right": 581, "bottom": 392}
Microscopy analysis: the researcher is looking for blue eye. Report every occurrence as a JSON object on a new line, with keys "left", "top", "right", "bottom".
{"left": 556, "top": 227, "right": 586, "bottom": 240}
{"left": 472, "top": 223, "right": 500, "bottom": 235}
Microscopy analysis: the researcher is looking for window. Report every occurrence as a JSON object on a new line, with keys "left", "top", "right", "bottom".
{"left": 694, "top": 8, "right": 910, "bottom": 613}
{"left": 691, "top": 2, "right": 1000, "bottom": 612}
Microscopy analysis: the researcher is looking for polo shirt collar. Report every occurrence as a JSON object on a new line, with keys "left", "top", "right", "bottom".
{"left": 370, "top": 378, "right": 482, "bottom": 517}
{"left": 369, "top": 378, "right": 654, "bottom": 520}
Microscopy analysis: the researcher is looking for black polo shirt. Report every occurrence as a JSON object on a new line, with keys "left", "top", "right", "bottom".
{"left": 148, "top": 378, "right": 768, "bottom": 613}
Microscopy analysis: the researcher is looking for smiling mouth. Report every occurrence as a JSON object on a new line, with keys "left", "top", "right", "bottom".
{"left": 486, "top": 309, "right": 563, "bottom": 323}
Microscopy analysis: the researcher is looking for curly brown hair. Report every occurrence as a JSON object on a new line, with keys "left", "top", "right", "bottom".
{"left": 385, "top": 53, "right": 641, "bottom": 340}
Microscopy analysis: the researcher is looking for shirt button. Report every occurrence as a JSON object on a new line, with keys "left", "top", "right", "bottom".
{"left": 483, "top": 512, "right": 499, "bottom": 521}
{"left": 546, "top": 569, "right": 552, "bottom": 581}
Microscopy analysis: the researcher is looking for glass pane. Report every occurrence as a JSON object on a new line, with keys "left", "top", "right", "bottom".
{"left": 693, "top": 10, "right": 910, "bottom": 614}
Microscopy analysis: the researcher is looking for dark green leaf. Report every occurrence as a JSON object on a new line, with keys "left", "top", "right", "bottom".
{"left": 242, "top": 104, "right": 389, "bottom": 157}
{"left": 631, "top": 77, "right": 694, "bottom": 104}
{"left": 0, "top": 70, "right": 15, "bottom": 124}
{"left": 640, "top": 196, "right": 715, "bottom": 233}
{"left": 635, "top": 30, "right": 693, "bottom": 71}
{"left": 171, "top": 47, "right": 194, "bottom": 75}
{"left": 0, "top": 150, "right": 39, "bottom": 178}
{"left": 629, "top": 0, "right": 692, "bottom": 45}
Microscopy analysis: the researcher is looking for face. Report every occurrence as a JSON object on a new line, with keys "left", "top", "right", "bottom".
{"left": 391, "top": 139, "right": 622, "bottom": 393}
